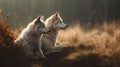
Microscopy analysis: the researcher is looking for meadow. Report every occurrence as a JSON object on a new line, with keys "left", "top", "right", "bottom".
{"left": 1, "top": 11, "right": 120, "bottom": 67}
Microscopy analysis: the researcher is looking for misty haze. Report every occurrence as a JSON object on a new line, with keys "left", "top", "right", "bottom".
{"left": 0, "top": 0, "right": 120, "bottom": 27}
{"left": 0, "top": 0, "right": 120, "bottom": 67}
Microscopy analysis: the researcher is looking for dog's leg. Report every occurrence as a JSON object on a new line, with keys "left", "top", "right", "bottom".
{"left": 55, "top": 45, "right": 68, "bottom": 48}
{"left": 23, "top": 44, "right": 35, "bottom": 59}
{"left": 36, "top": 42, "right": 46, "bottom": 59}
{"left": 33, "top": 47, "right": 46, "bottom": 60}
{"left": 38, "top": 49, "right": 46, "bottom": 58}
{"left": 44, "top": 45, "right": 67, "bottom": 54}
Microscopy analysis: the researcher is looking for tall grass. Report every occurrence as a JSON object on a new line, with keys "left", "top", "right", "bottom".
{"left": 0, "top": 11, "right": 31, "bottom": 67}
{"left": 58, "top": 21, "right": 120, "bottom": 57}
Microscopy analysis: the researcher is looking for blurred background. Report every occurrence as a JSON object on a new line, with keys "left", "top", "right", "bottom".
{"left": 0, "top": 0, "right": 120, "bottom": 28}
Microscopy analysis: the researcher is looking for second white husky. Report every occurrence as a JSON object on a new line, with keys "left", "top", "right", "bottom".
{"left": 41, "top": 12, "right": 68, "bottom": 54}
{"left": 14, "top": 15, "right": 50, "bottom": 59}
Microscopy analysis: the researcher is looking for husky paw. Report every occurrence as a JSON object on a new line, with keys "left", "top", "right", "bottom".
{"left": 54, "top": 45, "right": 68, "bottom": 50}
{"left": 35, "top": 51, "right": 46, "bottom": 59}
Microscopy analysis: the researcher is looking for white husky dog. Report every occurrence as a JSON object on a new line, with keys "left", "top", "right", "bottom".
{"left": 41, "top": 12, "right": 68, "bottom": 54}
{"left": 14, "top": 15, "right": 50, "bottom": 59}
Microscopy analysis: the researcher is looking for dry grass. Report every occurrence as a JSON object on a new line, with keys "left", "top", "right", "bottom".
{"left": 1, "top": 11, "right": 120, "bottom": 67}
{"left": 58, "top": 22, "right": 120, "bottom": 56}
{"left": 56, "top": 21, "right": 120, "bottom": 67}
{"left": 0, "top": 12, "right": 31, "bottom": 67}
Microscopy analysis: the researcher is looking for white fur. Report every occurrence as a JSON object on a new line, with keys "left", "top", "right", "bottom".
{"left": 41, "top": 12, "right": 68, "bottom": 54}
{"left": 14, "top": 16, "right": 49, "bottom": 59}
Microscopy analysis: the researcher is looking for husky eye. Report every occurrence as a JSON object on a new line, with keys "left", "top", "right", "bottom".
{"left": 55, "top": 22, "right": 58, "bottom": 25}
{"left": 59, "top": 20, "right": 63, "bottom": 23}
{"left": 60, "top": 21, "right": 62, "bottom": 23}
{"left": 37, "top": 27, "right": 40, "bottom": 29}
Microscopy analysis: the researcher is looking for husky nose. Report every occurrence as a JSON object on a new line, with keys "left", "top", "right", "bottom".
{"left": 66, "top": 25, "right": 68, "bottom": 28}
{"left": 48, "top": 30, "right": 51, "bottom": 32}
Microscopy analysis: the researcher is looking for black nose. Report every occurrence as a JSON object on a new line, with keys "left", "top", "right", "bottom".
{"left": 48, "top": 30, "right": 51, "bottom": 32}
{"left": 66, "top": 25, "right": 68, "bottom": 28}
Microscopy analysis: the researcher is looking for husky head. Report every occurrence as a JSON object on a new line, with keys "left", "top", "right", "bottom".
{"left": 33, "top": 15, "right": 50, "bottom": 34}
{"left": 45, "top": 12, "right": 68, "bottom": 30}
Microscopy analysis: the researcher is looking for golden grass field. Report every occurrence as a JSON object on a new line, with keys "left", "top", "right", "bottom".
{"left": 1, "top": 11, "right": 120, "bottom": 67}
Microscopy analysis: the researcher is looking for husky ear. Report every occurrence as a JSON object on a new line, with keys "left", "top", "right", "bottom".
{"left": 54, "top": 12, "right": 59, "bottom": 17}
{"left": 34, "top": 15, "right": 41, "bottom": 24}
{"left": 36, "top": 15, "right": 41, "bottom": 21}
{"left": 40, "top": 15, "right": 45, "bottom": 22}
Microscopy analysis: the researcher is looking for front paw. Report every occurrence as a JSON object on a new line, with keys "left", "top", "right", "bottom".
{"left": 55, "top": 45, "right": 68, "bottom": 49}
{"left": 44, "top": 45, "right": 68, "bottom": 55}
{"left": 35, "top": 51, "right": 46, "bottom": 59}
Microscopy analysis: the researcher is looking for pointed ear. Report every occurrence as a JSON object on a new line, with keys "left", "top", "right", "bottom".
{"left": 34, "top": 15, "right": 41, "bottom": 24}
{"left": 54, "top": 12, "right": 59, "bottom": 17}
{"left": 40, "top": 15, "right": 45, "bottom": 22}
{"left": 36, "top": 15, "right": 41, "bottom": 21}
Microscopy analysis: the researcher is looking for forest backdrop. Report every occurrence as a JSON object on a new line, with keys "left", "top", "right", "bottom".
{"left": 0, "top": 0, "right": 120, "bottom": 27}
